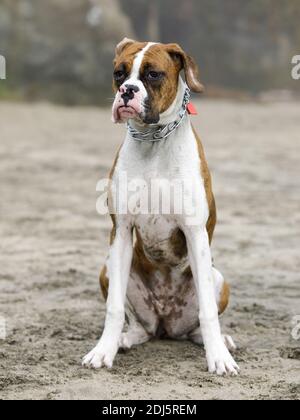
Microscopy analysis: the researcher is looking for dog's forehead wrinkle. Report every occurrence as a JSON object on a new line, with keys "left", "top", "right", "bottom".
{"left": 141, "top": 46, "right": 170, "bottom": 71}
{"left": 114, "top": 42, "right": 146, "bottom": 68}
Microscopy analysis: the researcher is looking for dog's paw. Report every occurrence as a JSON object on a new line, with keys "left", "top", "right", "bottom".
{"left": 206, "top": 339, "right": 240, "bottom": 376}
{"left": 118, "top": 333, "right": 132, "bottom": 350}
{"left": 223, "top": 334, "right": 237, "bottom": 352}
{"left": 82, "top": 342, "right": 118, "bottom": 369}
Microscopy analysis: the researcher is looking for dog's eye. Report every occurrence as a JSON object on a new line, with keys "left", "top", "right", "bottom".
{"left": 114, "top": 70, "right": 125, "bottom": 81}
{"left": 147, "top": 71, "right": 163, "bottom": 81}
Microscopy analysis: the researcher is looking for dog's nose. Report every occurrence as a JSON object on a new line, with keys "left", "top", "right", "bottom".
{"left": 119, "top": 84, "right": 140, "bottom": 106}
{"left": 125, "top": 84, "right": 140, "bottom": 94}
{"left": 119, "top": 84, "right": 140, "bottom": 94}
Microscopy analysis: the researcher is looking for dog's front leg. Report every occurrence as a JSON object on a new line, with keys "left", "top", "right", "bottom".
{"left": 83, "top": 222, "right": 133, "bottom": 369}
{"left": 183, "top": 225, "right": 239, "bottom": 376}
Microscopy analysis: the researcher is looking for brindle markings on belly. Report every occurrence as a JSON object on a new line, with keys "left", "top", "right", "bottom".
{"left": 131, "top": 225, "right": 199, "bottom": 335}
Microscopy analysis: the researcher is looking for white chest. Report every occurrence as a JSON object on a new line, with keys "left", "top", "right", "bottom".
{"left": 112, "top": 119, "right": 209, "bottom": 251}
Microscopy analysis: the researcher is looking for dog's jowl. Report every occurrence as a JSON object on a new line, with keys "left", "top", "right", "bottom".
{"left": 83, "top": 39, "right": 239, "bottom": 376}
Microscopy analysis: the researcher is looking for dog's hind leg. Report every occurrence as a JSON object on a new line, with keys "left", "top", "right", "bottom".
{"left": 119, "top": 302, "right": 151, "bottom": 349}
{"left": 189, "top": 327, "right": 236, "bottom": 351}
{"left": 213, "top": 267, "right": 230, "bottom": 316}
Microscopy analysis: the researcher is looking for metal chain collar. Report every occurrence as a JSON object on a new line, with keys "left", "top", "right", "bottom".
{"left": 126, "top": 87, "right": 191, "bottom": 143}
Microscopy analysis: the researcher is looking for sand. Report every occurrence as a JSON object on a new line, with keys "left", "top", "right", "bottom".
{"left": 0, "top": 99, "right": 299, "bottom": 400}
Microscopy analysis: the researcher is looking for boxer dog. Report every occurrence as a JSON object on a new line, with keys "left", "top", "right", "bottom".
{"left": 83, "top": 39, "right": 239, "bottom": 376}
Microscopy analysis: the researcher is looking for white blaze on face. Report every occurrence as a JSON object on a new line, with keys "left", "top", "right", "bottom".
{"left": 112, "top": 43, "right": 157, "bottom": 123}
{"left": 129, "top": 42, "right": 157, "bottom": 81}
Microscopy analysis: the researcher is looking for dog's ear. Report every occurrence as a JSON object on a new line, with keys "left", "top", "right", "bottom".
{"left": 115, "top": 37, "right": 136, "bottom": 56}
{"left": 165, "top": 43, "right": 204, "bottom": 93}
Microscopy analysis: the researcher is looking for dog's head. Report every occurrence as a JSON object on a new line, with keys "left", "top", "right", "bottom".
{"left": 112, "top": 39, "right": 204, "bottom": 125}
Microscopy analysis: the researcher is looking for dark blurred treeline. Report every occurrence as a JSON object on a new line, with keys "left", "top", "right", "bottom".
{"left": 121, "top": 0, "right": 300, "bottom": 93}
{"left": 0, "top": 0, "right": 299, "bottom": 105}
{"left": 0, "top": 0, "right": 134, "bottom": 104}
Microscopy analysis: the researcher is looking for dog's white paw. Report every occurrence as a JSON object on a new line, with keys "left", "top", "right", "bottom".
{"left": 118, "top": 333, "right": 132, "bottom": 350}
{"left": 206, "top": 339, "right": 240, "bottom": 376}
{"left": 82, "top": 342, "right": 118, "bottom": 369}
{"left": 223, "top": 334, "right": 237, "bottom": 351}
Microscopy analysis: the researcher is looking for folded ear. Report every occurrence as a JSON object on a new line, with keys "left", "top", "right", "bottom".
{"left": 115, "top": 37, "right": 136, "bottom": 56}
{"left": 165, "top": 43, "right": 204, "bottom": 93}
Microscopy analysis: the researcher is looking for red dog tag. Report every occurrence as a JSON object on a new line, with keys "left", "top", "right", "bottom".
{"left": 187, "top": 102, "right": 198, "bottom": 115}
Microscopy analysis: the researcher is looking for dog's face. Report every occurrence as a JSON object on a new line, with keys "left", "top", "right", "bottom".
{"left": 112, "top": 39, "right": 204, "bottom": 125}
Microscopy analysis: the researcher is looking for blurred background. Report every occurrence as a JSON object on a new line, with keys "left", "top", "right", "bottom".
{"left": 0, "top": 0, "right": 300, "bottom": 105}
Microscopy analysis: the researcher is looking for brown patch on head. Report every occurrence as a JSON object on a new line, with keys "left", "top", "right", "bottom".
{"left": 115, "top": 37, "right": 136, "bottom": 56}
{"left": 113, "top": 39, "right": 147, "bottom": 92}
{"left": 138, "top": 43, "right": 204, "bottom": 123}
{"left": 137, "top": 44, "right": 182, "bottom": 121}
